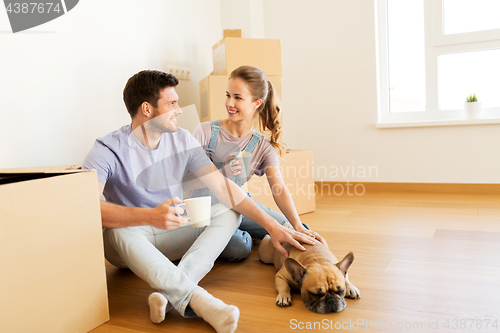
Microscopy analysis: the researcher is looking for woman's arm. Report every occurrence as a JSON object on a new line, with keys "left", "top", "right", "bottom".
{"left": 192, "top": 163, "right": 316, "bottom": 257}
{"left": 264, "top": 165, "right": 302, "bottom": 228}
{"left": 182, "top": 170, "right": 210, "bottom": 192}
{"left": 264, "top": 165, "right": 328, "bottom": 246}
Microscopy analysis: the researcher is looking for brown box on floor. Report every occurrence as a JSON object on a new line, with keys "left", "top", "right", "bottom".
{"left": 246, "top": 150, "right": 316, "bottom": 215}
{"left": 212, "top": 37, "right": 282, "bottom": 76}
{"left": 0, "top": 165, "right": 109, "bottom": 333}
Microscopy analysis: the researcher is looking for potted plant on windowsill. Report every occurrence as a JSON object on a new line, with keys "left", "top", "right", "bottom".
{"left": 465, "top": 93, "right": 481, "bottom": 119}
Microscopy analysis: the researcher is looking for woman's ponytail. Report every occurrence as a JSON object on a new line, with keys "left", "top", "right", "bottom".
{"left": 259, "top": 80, "right": 285, "bottom": 157}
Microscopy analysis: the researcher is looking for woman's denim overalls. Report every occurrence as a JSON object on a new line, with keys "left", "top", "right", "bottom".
{"left": 192, "top": 121, "right": 295, "bottom": 261}
{"left": 191, "top": 120, "right": 262, "bottom": 205}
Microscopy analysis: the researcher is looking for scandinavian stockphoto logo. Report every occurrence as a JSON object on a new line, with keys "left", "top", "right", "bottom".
{"left": 3, "top": 0, "right": 79, "bottom": 33}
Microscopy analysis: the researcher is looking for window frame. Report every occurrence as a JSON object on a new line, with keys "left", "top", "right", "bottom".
{"left": 375, "top": 0, "right": 500, "bottom": 128}
{"left": 432, "top": 0, "right": 500, "bottom": 46}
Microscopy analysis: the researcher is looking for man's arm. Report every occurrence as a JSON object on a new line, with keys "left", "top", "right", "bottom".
{"left": 193, "top": 164, "right": 316, "bottom": 257}
{"left": 98, "top": 181, "right": 188, "bottom": 229}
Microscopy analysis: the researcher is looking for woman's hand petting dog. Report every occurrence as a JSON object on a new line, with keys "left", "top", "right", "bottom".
{"left": 267, "top": 223, "right": 316, "bottom": 257}
{"left": 294, "top": 224, "right": 328, "bottom": 248}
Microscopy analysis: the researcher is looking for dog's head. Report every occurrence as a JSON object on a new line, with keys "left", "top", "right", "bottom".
{"left": 285, "top": 252, "right": 354, "bottom": 313}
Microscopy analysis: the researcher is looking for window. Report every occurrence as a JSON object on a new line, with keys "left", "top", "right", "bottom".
{"left": 443, "top": 0, "right": 500, "bottom": 35}
{"left": 376, "top": 0, "right": 500, "bottom": 127}
{"left": 387, "top": 0, "right": 426, "bottom": 113}
{"left": 438, "top": 49, "right": 500, "bottom": 110}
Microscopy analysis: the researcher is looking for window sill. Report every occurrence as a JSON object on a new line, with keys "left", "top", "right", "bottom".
{"left": 376, "top": 117, "right": 500, "bottom": 129}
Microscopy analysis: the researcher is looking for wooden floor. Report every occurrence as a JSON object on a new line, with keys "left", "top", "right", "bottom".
{"left": 92, "top": 185, "right": 500, "bottom": 332}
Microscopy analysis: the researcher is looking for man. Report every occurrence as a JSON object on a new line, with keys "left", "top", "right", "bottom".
{"left": 82, "top": 70, "right": 318, "bottom": 333}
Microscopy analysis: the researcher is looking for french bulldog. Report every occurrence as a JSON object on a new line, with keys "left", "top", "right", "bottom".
{"left": 258, "top": 235, "right": 361, "bottom": 313}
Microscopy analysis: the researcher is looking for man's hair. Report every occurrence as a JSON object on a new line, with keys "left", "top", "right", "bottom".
{"left": 123, "top": 70, "right": 179, "bottom": 119}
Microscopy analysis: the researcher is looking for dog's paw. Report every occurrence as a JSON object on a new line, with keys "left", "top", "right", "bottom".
{"left": 345, "top": 283, "right": 361, "bottom": 299}
{"left": 276, "top": 293, "right": 292, "bottom": 307}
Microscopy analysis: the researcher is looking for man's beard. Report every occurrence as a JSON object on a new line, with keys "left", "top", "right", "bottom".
{"left": 148, "top": 110, "right": 178, "bottom": 133}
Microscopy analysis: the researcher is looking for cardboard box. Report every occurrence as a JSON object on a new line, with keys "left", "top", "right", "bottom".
{"left": 212, "top": 37, "right": 282, "bottom": 76}
{"left": 246, "top": 150, "right": 316, "bottom": 215}
{"left": 223, "top": 29, "right": 244, "bottom": 38}
{"left": 0, "top": 165, "right": 109, "bottom": 333}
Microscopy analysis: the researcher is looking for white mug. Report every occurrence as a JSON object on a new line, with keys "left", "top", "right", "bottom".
{"left": 229, "top": 151, "right": 252, "bottom": 178}
{"left": 181, "top": 196, "right": 211, "bottom": 228}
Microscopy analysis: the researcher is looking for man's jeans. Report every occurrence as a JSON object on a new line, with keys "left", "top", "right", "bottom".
{"left": 103, "top": 203, "right": 241, "bottom": 317}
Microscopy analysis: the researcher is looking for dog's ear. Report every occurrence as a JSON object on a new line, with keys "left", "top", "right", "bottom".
{"left": 285, "top": 258, "right": 307, "bottom": 284}
{"left": 336, "top": 252, "right": 354, "bottom": 275}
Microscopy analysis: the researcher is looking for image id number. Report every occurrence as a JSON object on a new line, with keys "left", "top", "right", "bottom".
{"left": 6, "top": 3, "right": 62, "bottom": 14}
{"left": 444, "top": 319, "right": 498, "bottom": 330}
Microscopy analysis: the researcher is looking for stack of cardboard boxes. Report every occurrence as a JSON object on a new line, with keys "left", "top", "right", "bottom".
{"left": 199, "top": 29, "right": 283, "bottom": 131}
{"left": 199, "top": 30, "right": 315, "bottom": 215}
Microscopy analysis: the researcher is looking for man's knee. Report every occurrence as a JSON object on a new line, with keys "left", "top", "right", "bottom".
{"left": 102, "top": 228, "right": 130, "bottom": 269}
{"left": 219, "top": 229, "right": 252, "bottom": 262}
{"left": 103, "top": 227, "right": 119, "bottom": 244}
{"left": 103, "top": 227, "right": 131, "bottom": 245}
{"left": 211, "top": 209, "right": 242, "bottom": 229}
{"left": 104, "top": 226, "right": 143, "bottom": 242}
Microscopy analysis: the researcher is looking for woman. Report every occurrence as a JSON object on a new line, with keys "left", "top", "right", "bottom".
{"left": 192, "top": 65, "right": 326, "bottom": 261}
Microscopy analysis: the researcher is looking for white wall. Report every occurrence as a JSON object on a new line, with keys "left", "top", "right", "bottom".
{"left": 0, "top": 0, "right": 221, "bottom": 169}
{"left": 220, "top": 0, "right": 265, "bottom": 38}
{"left": 2, "top": 0, "right": 499, "bottom": 183}
{"left": 261, "top": 0, "right": 500, "bottom": 183}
